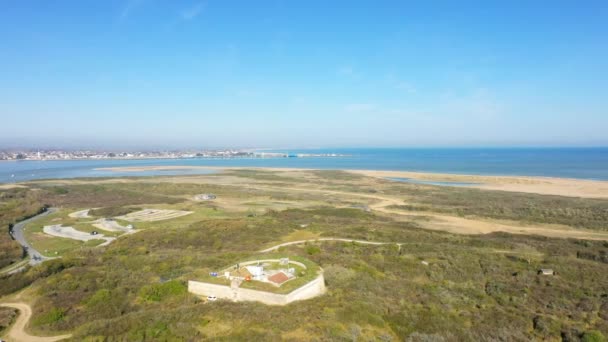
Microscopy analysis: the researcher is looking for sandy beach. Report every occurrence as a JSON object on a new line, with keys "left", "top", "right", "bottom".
{"left": 94, "top": 165, "right": 608, "bottom": 199}
{"left": 351, "top": 170, "right": 608, "bottom": 199}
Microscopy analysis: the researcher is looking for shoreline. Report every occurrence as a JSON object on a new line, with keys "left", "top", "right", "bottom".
{"left": 92, "top": 165, "right": 608, "bottom": 199}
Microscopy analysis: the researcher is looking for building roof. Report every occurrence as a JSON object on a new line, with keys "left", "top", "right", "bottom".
{"left": 268, "top": 272, "right": 290, "bottom": 285}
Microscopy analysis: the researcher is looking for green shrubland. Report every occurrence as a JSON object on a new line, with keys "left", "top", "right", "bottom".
{"left": 0, "top": 174, "right": 607, "bottom": 340}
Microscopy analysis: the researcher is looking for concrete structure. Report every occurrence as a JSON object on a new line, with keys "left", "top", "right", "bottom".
{"left": 188, "top": 273, "right": 325, "bottom": 305}
{"left": 194, "top": 193, "right": 217, "bottom": 201}
{"left": 43, "top": 225, "right": 115, "bottom": 246}
{"left": 116, "top": 209, "right": 192, "bottom": 222}
{"left": 188, "top": 258, "right": 326, "bottom": 305}
{"left": 93, "top": 218, "right": 135, "bottom": 233}
{"left": 538, "top": 268, "right": 556, "bottom": 275}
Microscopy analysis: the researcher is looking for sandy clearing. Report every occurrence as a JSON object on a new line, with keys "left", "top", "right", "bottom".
{"left": 0, "top": 303, "right": 71, "bottom": 342}
{"left": 0, "top": 184, "right": 26, "bottom": 189}
{"left": 43, "top": 225, "right": 115, "bottom": 246}
{"left": 116, "top": 209, "right": 193, "bottom": 222}
{"left": 214, "top": 183, "right": 608, "bottom": 241}
{"left": 353, "top": 170, "right": 608, "bottom": 199}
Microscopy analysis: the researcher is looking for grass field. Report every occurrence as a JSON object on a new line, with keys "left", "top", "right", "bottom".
{"left": 1, "top": 169, "right": 607, "bottom": 341}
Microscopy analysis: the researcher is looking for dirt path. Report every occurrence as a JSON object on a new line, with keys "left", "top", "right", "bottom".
{"left": 226, "top": 183, "right": 608, "bottom": 241}
{"left": 0, "top": 303, "right": 71, "bottom": 342}
{"left": 259, "top": 238, "right": 394, "bottom": 253}
{"left": 259, "top": 238, "right": 544, "bottom": 259}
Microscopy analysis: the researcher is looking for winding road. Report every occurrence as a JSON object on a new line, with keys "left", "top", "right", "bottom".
{"left": 0, "top": 303, "right": 71, "bottom": 342}
{"left": 10, "top": 208, "right": 57, "bottom": 266}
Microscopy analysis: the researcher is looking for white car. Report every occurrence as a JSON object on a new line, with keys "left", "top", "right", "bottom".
{"left": 207, "top": 295, "right": 217, "bottom": 301}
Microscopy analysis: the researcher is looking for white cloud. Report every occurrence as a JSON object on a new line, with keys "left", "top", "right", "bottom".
{"left": 180, "top": 2, "right": 205, "bottom": 21}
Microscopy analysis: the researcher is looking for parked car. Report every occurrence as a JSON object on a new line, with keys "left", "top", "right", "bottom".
{"left": 207, "top": 295, "right": 217, "bottom": 301}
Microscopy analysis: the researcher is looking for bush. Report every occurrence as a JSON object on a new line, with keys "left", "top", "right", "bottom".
{"left": 139, "top": 280, "right": 186, "bottom": 302}
{"left": 582, "top": 331, "right": 606, "bottom": 342}
{"left": 306, "top": 245, "right": 321, "bottom": 255}
{"left": 86, "top": 289, "right": 112, "bottom": 308}
{"left": 35, "top": 307, "right": 65, "bottom": 325}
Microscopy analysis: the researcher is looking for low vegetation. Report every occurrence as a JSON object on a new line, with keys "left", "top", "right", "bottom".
{"left": 383, "top": 183, "right": 608, "bottom": 230}
{"left": 0, "top": 171, "right": 606, "bottom": 340}
{"left": 0, "top": 187, "right": 46, "bottom": 269}
{"left": 0, "top": 306, "right": 17, "bottom": 334}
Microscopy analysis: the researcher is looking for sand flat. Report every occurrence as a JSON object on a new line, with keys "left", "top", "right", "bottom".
{"left": 95, "top": 166, "right": 608, "bottom": 199}
{"left": 352, "top": 170, "right": 608, "bottom": 199}
{"left": 95, "top": 165, "right": 221, "bottom": 172}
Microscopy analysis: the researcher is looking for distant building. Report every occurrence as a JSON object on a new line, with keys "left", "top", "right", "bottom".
{"left": 538, "top": 269, "right": 555, "bottom": 275}
{"left": 195, "top": 194, "right": 216, "bottom": 201}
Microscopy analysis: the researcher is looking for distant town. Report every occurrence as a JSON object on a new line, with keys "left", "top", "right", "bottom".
{"left": 0, "top": 149, "right": 346, "bottom": 161}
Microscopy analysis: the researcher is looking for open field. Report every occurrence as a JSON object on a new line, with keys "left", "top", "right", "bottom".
{"left": 1, "top": 168, "right": 607, "bottom": 340}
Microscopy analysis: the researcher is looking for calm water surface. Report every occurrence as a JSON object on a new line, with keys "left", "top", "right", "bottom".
{"left": 1, "top": 148, "right": 607, "bottom": 183}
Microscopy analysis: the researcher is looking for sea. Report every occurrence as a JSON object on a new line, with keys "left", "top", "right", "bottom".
{"left": 1, "top": 148, "right": 607, "bottom": 184}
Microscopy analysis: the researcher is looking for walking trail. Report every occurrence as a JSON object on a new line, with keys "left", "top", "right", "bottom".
{"left": 0, "top": 303, "right": 71, "bottom": 342}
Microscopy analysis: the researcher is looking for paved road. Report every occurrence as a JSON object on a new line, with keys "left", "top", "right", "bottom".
{"left": 10, "top": 208, "right": 57, "bottom": 266}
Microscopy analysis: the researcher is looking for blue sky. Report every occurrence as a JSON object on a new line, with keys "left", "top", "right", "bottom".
{"left": 1, "top": 1, "right": 607, "bottom": 149}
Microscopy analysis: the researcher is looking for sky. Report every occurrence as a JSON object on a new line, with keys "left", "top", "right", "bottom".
{"left": 1, "top": 1, "right": 607, "bottom": 149}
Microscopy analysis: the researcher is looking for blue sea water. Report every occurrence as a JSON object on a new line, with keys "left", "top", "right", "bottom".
{"left": 1, "top": 148, "right": 607, "bottom": 184}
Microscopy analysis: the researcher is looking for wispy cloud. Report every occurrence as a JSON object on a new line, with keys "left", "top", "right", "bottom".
{"left": 180, "top": 2, "right": 206, "bottom": 21}
{"left": 120, "top": 0, "right": 145, "bottom": 20}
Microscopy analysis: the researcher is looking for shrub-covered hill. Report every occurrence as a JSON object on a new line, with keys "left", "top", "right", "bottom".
{"left": 1, "top": 207, "right": 606, "bottom": 340}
